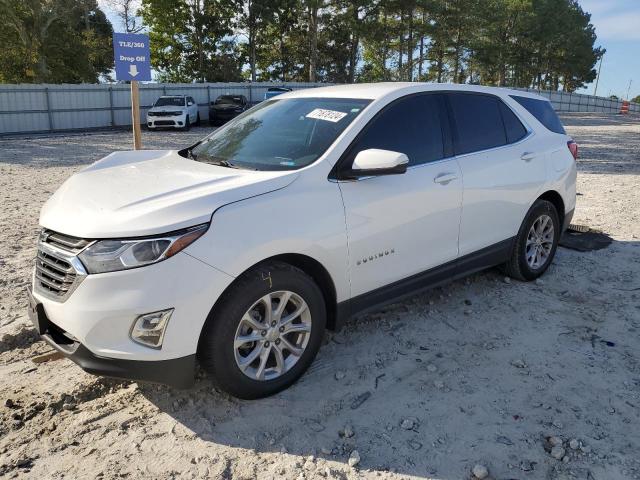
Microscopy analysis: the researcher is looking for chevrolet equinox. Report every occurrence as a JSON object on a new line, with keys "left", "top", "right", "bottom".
{"left": 28, "top": 83, "right": 577, "bottom": 399}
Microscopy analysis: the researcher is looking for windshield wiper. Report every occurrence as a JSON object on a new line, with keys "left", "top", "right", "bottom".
{"left": 178, "top": 141, "right": 203, "bottom": 161}
{"left": 194, "top": 154, "right": 255, "bottom": 170}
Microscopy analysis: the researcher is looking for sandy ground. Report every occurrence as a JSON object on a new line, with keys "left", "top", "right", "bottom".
{"left": 0, "top": 114, "right": 639, "bottom": 480}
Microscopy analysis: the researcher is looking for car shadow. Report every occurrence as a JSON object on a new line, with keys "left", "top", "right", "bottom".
{"left": 138, "top": 239, "right": 639, "bottom": 478}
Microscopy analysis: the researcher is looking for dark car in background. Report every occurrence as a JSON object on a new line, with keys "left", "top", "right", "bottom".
{"left": 263, "top": 86, "right": 292, "bottom": 100}
{"left": 209, "top": 95, "right": 248, "bottom": 125}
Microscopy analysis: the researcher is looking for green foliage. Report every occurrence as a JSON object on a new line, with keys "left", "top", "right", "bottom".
{"left": 0, "top": 0, "right": 113, "bottom": 83}
{"left": 0, "top": 0, "right": 603, "bottom": 90}
{"left": 630, "top": 95, "right": 640, "bottom": 104}
{"left": 140, "top": 0, "right": 241, "bottom": 83}
{"left": 357, "top": 0, "right": 601, "bottom": 91}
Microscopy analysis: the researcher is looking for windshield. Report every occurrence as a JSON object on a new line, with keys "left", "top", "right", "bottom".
{"left": 215, "top": 96, "right": 242, "bottom": 105}
{"left": 154, "top": 97, "right": 185, "bottom": 107}
{"left": 190, "top": 97, "right": 370, "bottom": 171}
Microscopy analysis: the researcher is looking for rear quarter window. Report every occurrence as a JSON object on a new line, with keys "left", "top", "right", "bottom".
{"left": 510, "top": 95, "right": 566, "bottom": 134}
{"left": 498, "top": 101, "right": 528, "bottom": 143}
{"left": 448, "top": 93, "right": 506, "bottom": 155}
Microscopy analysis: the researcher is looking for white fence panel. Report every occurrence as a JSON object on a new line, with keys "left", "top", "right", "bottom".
{"left": 0, "top": 82, "right": 637, "bottom": 135}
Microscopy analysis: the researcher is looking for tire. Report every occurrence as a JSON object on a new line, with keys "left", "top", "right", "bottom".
{"left": 503, "top": 199, "right": 560, "bottom": 281}
{"left": 195, "top": 113, "right": 201, "bottom": 126}
{"left": 198, "top": 261, "right": 326, "bottom": 399}
{"left": 183, "top": 116, "right": 190, "bottom": 131}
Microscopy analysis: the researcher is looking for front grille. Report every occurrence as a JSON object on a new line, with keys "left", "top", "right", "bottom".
{"left": 155, "top": 120, "right": 176, "bottom": 126}
{"left": 35, "top": 251, "right": 77, "bottom": 298}
{"left": 148, "top": 111, "right": 180, "bottom": 117}
{"left": 41, "top": 230, "right": 91, "bottom": 254}
{"left": 34, "top": 230, "right": 90, "bottom": 301}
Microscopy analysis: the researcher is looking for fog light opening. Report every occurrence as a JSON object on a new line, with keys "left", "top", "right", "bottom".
{"left": 130, "top": 309, "right": 173, "bottom": 349}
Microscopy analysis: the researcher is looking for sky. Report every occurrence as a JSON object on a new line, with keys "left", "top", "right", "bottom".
{"left": 100, "top": 0, "right": 639, "bottom": 99}
{"left": 576, "top": 0, "right": 640, "bottom": 99}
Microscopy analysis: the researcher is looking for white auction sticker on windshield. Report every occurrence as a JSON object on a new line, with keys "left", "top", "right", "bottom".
{"left": 306, "top": 108, "right": 348, "bottom": 122}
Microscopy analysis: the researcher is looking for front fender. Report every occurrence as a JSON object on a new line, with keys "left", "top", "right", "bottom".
{"left": 184, "top": 173, "right": 350, "bottom": 303}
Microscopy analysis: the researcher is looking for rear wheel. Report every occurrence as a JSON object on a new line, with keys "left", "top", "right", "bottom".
{"left": 198, "top": 261, "right": 326, "bottom": 399}
{"left": 503, "top": 199, "right": 560, "bottom": 281}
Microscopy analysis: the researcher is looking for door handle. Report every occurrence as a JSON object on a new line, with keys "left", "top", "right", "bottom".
{"left": 521, "top": 152, "right": 536, "bottom": 162}
{"left": 433, "top": 173, "right": 458, "bottom": 185}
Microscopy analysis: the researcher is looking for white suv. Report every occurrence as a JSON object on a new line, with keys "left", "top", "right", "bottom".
{"left": 147, "top": 95, "right": 200, "bottom": 130}
{"left": 28, "top": 83, "right": 577, "bottom": 398}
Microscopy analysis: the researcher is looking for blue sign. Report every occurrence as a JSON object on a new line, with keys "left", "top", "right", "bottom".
{"left": 113, "top": 33, "right": 151, "bottom": 81}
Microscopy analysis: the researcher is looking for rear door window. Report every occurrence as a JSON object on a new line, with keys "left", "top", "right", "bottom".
{"left": 346, "top": 94, "right": 446, "bottom": 167}
{"left": 448, "top": 93, "right": 507, "bottom": 155}
{"left": 510, "top": 95, "right": 566, "bottom": 134}
{"left": 498, "top": 101, "right": 528, "bottom": 143}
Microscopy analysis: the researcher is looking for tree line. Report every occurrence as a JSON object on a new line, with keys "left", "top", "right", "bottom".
{"left": 0, "top": 0, "right": 603, "bottom": 93}
{"left": 0, "top": 0, "right": 113, "bottom": 83}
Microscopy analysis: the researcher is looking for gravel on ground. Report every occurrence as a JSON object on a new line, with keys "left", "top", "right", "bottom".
{"left": 1, "top": 114, "right": 639, "bottom": 479}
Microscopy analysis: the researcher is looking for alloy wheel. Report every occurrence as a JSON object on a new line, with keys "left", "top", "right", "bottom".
{"left": 233, "top": 291, "right": 311, "bottom": 381}
{"left": 525, "top": 214, "right": 554, "bottom": 269}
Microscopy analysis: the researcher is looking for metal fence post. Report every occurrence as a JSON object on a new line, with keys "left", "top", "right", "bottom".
{"left": 206, "top": 85, "right": 211, "bottom": 121}
{"left": 108, "top": 86, "right": 115, "bottom": 127}
{"left": 248, "top": 84, "right": 253, "bottom": 104}
{"left": 44, "top": 87, "right": 53, "bottom": 131}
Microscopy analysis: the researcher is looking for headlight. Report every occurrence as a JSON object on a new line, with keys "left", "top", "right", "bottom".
{"left": 78, "top": 224, "right": 208, "bottom": 274}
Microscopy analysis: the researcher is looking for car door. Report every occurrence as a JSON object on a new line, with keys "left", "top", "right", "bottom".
{"left": 337, "top": 93, "right": 463, "bottom": 298}
{"left": 447, "top": 92, "right": 547, "bottom": 256}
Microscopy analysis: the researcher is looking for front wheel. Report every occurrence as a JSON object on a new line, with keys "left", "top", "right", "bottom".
{"left": 503, "top": 199, "right": 560, "bottom": 281}
{"left": 198, "top": 261, "right": 326, "bottom": 399}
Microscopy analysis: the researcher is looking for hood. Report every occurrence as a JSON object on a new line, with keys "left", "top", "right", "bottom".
{"left": 40, "top": 150, "right": 298, "bottom": 238}
{"left": 212, "top": 103, "right": 242, "bottom": 111}
{"left": 148, "top": 106, "right": 185, "bottom": 113}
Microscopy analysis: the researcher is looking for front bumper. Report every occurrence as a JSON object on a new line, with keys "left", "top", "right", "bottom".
{"left": 209, "top": 110, "right": 241, "bottom": 123}
{"left": 147, "top": 113, "right": 186, "bottom": 128}
{"left": 32, "top": 251, "right": 233, "bottom": 359}
{"left": 30, "top": 249, "right": 235, "bottom": 386}
{"left": 28, "top": 287, "right": 196, "bottom": 388}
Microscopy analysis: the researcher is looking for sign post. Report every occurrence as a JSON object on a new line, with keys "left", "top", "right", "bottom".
{"left": 112, "top": 33, "right": 151, "bottom": 150}
{"left": 130, "top": 80, "right": 142, "bottom": 149}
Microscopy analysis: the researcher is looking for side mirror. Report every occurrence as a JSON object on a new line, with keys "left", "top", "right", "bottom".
{"left": 348, "top": 149, "right": 409, "bottom": 178}
{"left": 187, "top": 101, "right": 194, "bottom": 106}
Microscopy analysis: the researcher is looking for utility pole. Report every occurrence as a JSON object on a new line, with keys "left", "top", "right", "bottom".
{"left": 626, "top": 79, "right": 633, "bottom": 100}
{"left": 593, "top": 53, "right": 604, "bottom": 96}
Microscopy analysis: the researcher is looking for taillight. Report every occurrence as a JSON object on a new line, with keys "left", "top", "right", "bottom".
{"left": 567, "top": 140, "right": 578, "bottom": 160}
